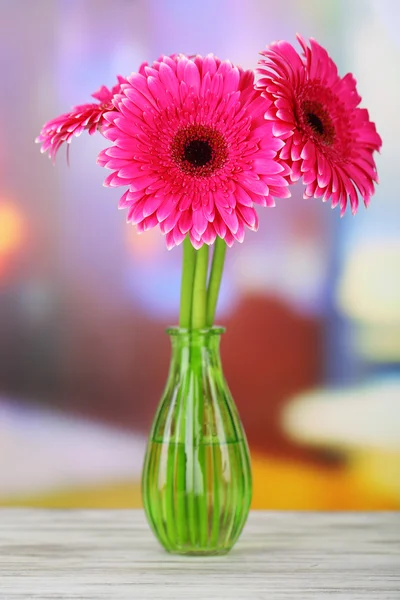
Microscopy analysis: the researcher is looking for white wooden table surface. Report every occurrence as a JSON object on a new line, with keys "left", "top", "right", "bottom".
{"left": 0, "top": 510, "right": 399, "bottom": 599}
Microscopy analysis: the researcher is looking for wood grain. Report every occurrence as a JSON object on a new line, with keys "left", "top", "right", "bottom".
{"left": 0, "top": 510, "right": 399, "bottom": 599}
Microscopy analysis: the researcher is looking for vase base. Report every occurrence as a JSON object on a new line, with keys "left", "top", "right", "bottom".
{"left": 165, "top": 547, "right": 232, "bottom": 557}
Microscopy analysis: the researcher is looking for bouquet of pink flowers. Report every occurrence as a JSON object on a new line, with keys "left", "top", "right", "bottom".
{"left": 37, "top": 36, "right": 381, "bottom": 556}
{"left": 37, "top": 35, "right": 381, "bottom": 331}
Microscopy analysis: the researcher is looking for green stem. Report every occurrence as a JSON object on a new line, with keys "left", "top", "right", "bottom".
{"left": 206, "top": 237, "right": 227, "bottom": 327}
{"left": 179, "top": 237, "right": 196, "bottom": 329}
{"left": 191, "top": 244, "right": 209, "bottom": 330}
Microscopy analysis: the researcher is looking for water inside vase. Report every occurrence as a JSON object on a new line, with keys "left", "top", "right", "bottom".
{"left": 143, "top": 438, "right": 251, "bottom": 555}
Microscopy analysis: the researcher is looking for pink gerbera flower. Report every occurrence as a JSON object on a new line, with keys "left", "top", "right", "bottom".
{"left": 36, "top": 76, "right": 127, "bottom": 161}
{"left": 257, "top": 35, "right": 382, "bottom": 215}
{"left": 97, "top": 54, "right": 290, "bottom": 249}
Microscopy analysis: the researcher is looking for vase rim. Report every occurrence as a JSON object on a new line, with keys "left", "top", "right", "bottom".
{"left": 166, "top": 326, "right": 225, "bottom": 336}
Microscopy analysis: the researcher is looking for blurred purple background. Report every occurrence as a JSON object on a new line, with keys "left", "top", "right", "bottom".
{"left": 0, "top": 0, "right": 399, "bottom": 509}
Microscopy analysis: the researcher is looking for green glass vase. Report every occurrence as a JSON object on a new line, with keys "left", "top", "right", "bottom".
{"left": 142, "top": 327, "right": 252, "bottom": 555}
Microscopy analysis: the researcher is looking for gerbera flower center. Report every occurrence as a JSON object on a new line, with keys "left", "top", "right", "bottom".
{"left": 300, "top": 100, "right": 335, "bottom": 146}
{"left": 171, "top": 124, "right": 228, "bottom": 177}
{"left": 305, "top": 112, "right": 324, "bottom": 136}
{"left": 184, "top": 139, "right": 213, "bottom": 167}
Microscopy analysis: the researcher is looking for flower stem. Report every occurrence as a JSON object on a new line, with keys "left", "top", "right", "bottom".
{"left": 191, "top": 244, "right": 209, "bottom": 329}
{"left": 179, "top": 236, "right": 196, "bottom": 329}
{"left": 206, "top": 237, "right": 227, "bottom": 327}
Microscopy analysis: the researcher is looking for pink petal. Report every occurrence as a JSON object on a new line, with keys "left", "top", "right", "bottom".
{"left": 183, "top": 60, "right": 201, "bottom": 93}
{"left": 218, "top": 207, "right": 239, "bottom": 234}
{"left": 178, "top": 210, "right": 193, "bottom": 234}
{"left": 192, "top": 208, "right": 208, "bottom": 236}
{"left": 252, "top": 158, "right": 285, "bottom": 175}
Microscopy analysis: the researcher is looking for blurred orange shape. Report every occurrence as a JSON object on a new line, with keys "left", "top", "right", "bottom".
{"left": 0, "top": 201, "right": 24, "bottom": 256}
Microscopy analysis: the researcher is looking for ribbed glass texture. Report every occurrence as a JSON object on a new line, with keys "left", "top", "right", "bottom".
{"left": 142, "top": 327, "right": 252, "bottom": 555}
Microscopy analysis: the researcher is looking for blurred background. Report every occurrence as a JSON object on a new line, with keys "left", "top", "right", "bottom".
{"left": 0, "top": 0, "right": 399, "bottom": 510}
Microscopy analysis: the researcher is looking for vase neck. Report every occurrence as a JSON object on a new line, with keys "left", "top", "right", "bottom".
{"left": 151, "top": 325, "right": 240, "bottom": 446}
{"left": 167, "top": 327, "right": 224, "bottom": 362}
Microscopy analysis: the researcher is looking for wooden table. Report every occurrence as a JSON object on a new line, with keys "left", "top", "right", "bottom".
{"left": 0, "top": 510, "right": 399, "bottom": 599}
